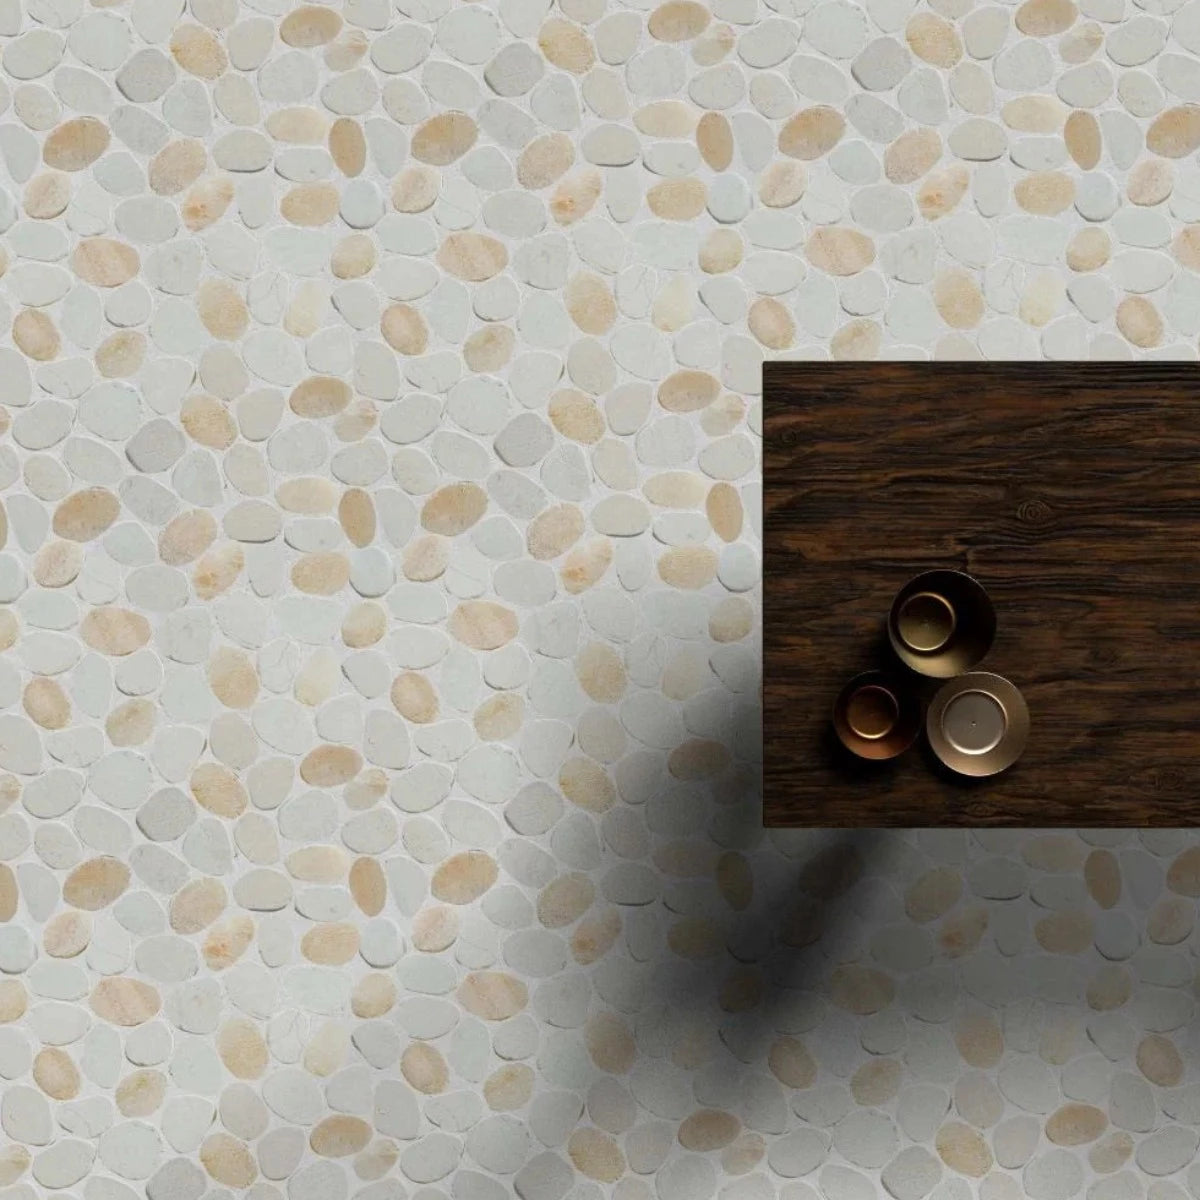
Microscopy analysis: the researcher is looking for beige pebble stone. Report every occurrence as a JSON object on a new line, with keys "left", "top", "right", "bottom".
{"left": 484, "top": 1063, "right": 534, "bottom": 1111}
{"left": 1148, "top": 895, "right": 1193, "bottom": 943}
{"left": 13, "top": 308, "right": 59, "bottom": 361}
{"left": 202, "top": 915, "right": 255, "bottom": 971}
{"left": 192, "top": 763, "right": 248, "bottom": 819}
{"left": 518, "top": 133, "right": 574, "bottom": 189}
{"left": 1087, "top": 964, "right": 1131, "bottom": 1010}
{"left": 464, "top": 325, "right": 516, "bottom": 371}
{"left": 565, "top": 272, "right": 617, "bottom": 333}
{"left": 806, "top": 228, "right": 875, "bottom": 276}
{"left": 180, "top": 394, "right": 236, "bottom": 448}
{"left": 44, "top": 910, "right": 91, "bottom": 959}
{"left": 635, "top": 101, "right": 697, "bottom": 138}
{"left": 831, "top": 319, "right": 883, "bottom": 360}
{"left": 1116, "top": 296, "right": 1163, "bottom": 347}
{"left": 281, "top": 182, "right": 340, "bottom": 226}
{"left": 403, "top": 535, "right": 450, "bottom": 582}
{"left": 412, "top": 905, "right": 459, "bottom": 952}
{"left": 659, "top": 370, "right": 719, "bottom": 413}
{"left": 342, "top": 602, "right": 387, "bottom": 648}
{"left": 645, "top": 471, "right": 708, "bottom": 506}
{"left": 266, "top": 107, "right": 329, "bottom": 143}
{"left": 288, "top": 846, "right": 349, "bottom": 883}
{"left": 550, "top": 167, "right": 603, "bottom": 224}
{"left": 1068, "top": 227, "right": 1111, "bottom": 271}
{"left": 679, "top": 1110, "right": 740, "bottom": 1151}
{"left": 539, "top": 17, "right": 595, "bottom": 71}
{"left": 1002, "top": 96, "right": 1067, "bottom": 132}
{"left": 694, "top": 21, "right": 736, "bottom": 62}
{"left": 659, "top": 546, "right": 718, "bottom": 589}
{"left": 170, "top": 877, "right": 227, "bottom": 934}
{"left": 437, "top": 232, "right": 508, "bottom": 281}
{"left": 63, "top": 857, "right": 128, "bottom": 910}
{"left": 668, "top": 739, "right": 729, "bottom": 779}
{"left": 208, "top": 646, "right": 258, "bottom": 708}
{"left": 1128, "top": 159, "right": 1172, "bottom": 206}
{"left": 586, "top": 1013, "right": 636, "bottom": 1071}
{"left": 0, "top": 980, "right": 26, "bottom": 1023}
{"left": 906, "top": 12, "right": 963, "bottom": 65}
{"left": 669, "top": 915, "right": 722, "bottom": 958}
{"left": 217, "top": 1018, "right": 269, "bottom": 1079}
{"left": 1046, "top": 1104, "right": 1107, "bottom": 1146}
{"left": 1061, "top": 20, "right": 1103, "bottom": 61}
{"left": 91, "top": 977, "right": 161, "bottom": 1026}
{"left": 647, "top": 178, "right": 707, "bottom": 221}
{"left": 1136, "top": 1034, "right": 1183, "bottom": 1086}
{"left": 171, "top": 24, "right": 228, "bottom": 78}
{"left": 412, "top": 112, "right": 477, "bottom": 165}
{"left": 301, "top": 922, "right": 360, "bottom": 966}
{"left": 885, "top": 129, "right": 942, "bottom": 184}
{"left": 529, "top": 504, "right": 585, "bottom": 559}
{"left": 33, "top": 1047, "right": 80, "bottom": 1101}
{"left": 649, "top": 0, "right": 710, "bottom": 40}
{"left": 906, "top": 866, "right": 964, "bottom": 922}
{"left": 759, "top": 159, "right": 807, "bottom": 208}
{"left": 402, "top": 1043, "right": 448, "bottom": 1094}
{"left": 381, "top": 303, "right": 428, "bottom": 355}
{"left": 149, "top": 139, "right": 206, "bottom": 195}
{"left": 697, "top": 111, "right": 734, "bottom": 171}
{"left": 352, "top": 973, "right": 397, "bottom": 1018}
{"left": 767, "top": 1035, "right": 816, "bottom": 1087}
{"left": 1090, "top": 1132, "right": 1134, "bottom": 1174}
{"left": 391, "top": 165, "right": 439, "bottom": 213}
{"left": 851, "top": 1058, "right": 903, "bottom": 1106}
{"left": 449, "top": 600, "right": 518, "bottom": 649}
{"left": 349, "top": 856, "right": 386, "bottom": 917}
{"left": 96, "top": 329, "right": 145, "bottom": 378}
{"left": 917, "top": 164, "right": 970, "bottom": 219}
{"left": 337, "top": 490, "right": 375, "bottom": 548}
{"left": 43, "top": 118, "right": 109, "bottom": 171}
{"left": 779, "top": 107, "right": 845, "bottom": 161}
{"left": 707, "top": 483, "right": 743, "bottom": 542}
{"left": 716, "top": 850, "right": 753, "bottom": 909}
{"left": 748, "top": 297, "right": 794, "bottom": 349}
{"left": 421, "top": 483, "right": 488, "bottom": 535}
{"left": 538, "top": 873, "right": 595, "bottom": 927}
{"left": 1015, "top": 171, "right": 1074, "bottom": 214}
{"left": 300, "top": 745, "right": 361, "bottom": 787}
{"left": 955, "top": 1012, "right": 1003, "bottom": 1067}
{"left": 432, "top": 851, "right": 498, "bottom": 904}
{"left": 391, "top": 671, "right": 439, "bottom": 723}
{"left": 80, "top": 606, "right": 150, "bottom": 655}
{"left": 559, "top": 757, "right": 616, "bottom": 812}
{"left": 458, "top": 970, "right": 527, "bottom": 1019}
{"left": 1149, "top": 108, "right": 1200, "bottom": 159}
{"left": 200, "top": 1134, "right": 257, "bottom": 1187}
{"left": 304, "top": 1023, "right": 348, "bottom": 1076}
{"left": 576, "top": 643, "right": 626, "bottom": 702}
{"left": 290, "top": 376, "right": 351, "bottom": 419}
{"left": 281, "top": 5, "right": 342, "bottom": 46}
{"left": 331, "top": 233, "right": 375, "bottom": 279}
{"left": 936, "top": 1121, "right": 993, "bottom": 1177}
{"left": 568, "top": 1128, "right": 625, "bottom": 1183}
{"left": 572, "top": 908, "right": 621, "bottom": 964}
{"left": 183, "top": 176, "right": 235, "bottom": 231}
{"left": 291, "top": 551, "right": 350, "bottom": 595}
{"left": 1065, "top": 110, "right": 1102, "bottom": 169}
{"left": 116, "top": 1069, "right": 165, "bottom": 1117}
{"left": 0, "top": 865, "right": 14, "bottom": 923}
{"left": 1016, "top": 0, "right": 1077, "bottom": 34}
{"left": 0, "top": 1144, "right": 28, "bottom": 1186}
{"left": 24, "top": 172, "right": 70, "bottom": 219}
{"left": 1084, "top": 848, "right": 1120, "bottom": 907}
{"left": 562, "top": 537, "right": 613, "bottom": 593}
{"left": 473, "top": 693, "right": 523, "bottom": 740}
{"left": 549, "top": 390, "right": 605, "bottom": 443}
{"left": 1168, "top": 846, "right": 1200, "bottom": 893}
{"left": 830, "top": 964, "right": 894, "bottom": 1014}
{"left": 710, "top": 596, "right": 754, "bottom": 643}
{"left": 1034, "top": 909, "right": 1092, "bottom": 953}
{"left": 327, "top": 117, "right": 366, "bottom": 177}
{"left": 24, "top": 677, "right": 69, "bottom": 730}
{"left": 160, "top": 510, "right": 218, "bottom": 566}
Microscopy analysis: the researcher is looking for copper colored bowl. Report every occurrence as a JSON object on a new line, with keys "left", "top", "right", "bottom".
{"left": 926, "top": 671, "right": 1030, "bottom": 778}
{"left": 889, "top": 570, "right": 996, "bottom": 678}
{"left": 832, "top": 671, "right": 922, "bottom": 761}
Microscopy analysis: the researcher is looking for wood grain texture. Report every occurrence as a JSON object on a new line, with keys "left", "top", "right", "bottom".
{"left": 765, "top": 361, "right": 1200, "bottom": 827}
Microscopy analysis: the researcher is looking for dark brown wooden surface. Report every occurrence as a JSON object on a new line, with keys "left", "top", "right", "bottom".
{"left": 764, "top": 362, "right": 1200, "bottom": 826}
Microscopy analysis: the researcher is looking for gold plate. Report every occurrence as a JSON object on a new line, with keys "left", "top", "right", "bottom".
{"left": 888, "top": 570, "right": 996, "bottom": 678}
{"left": 832, "top": 671, "right": 922, "bottom": 762}
{"left": 926, "top": 671, "right": 1030, "bottom": 778}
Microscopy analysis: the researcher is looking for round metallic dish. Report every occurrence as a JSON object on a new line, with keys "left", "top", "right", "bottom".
{"left": 926, "top": 671, "right": 1030, "bottom": 777}
{"left": 888, "top": 569, "right": 996, "bottom": 678}
{"left": 832, "top": 671, "right": 922, "bottom": 762}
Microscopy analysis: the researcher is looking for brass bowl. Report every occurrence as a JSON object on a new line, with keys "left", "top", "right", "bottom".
{"left": 832, "top": 671, "right": 922, "bottom": 762}
{"left": 926, "top": 671, "right": 1029, "bottom": 778}
{"left": 888, "top": 570, "right": 996, "bottom": 678}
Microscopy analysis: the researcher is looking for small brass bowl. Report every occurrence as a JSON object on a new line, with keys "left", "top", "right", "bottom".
{"left": 832, "top": 671, "right": 922, "bottom": 762}
{"left": 888, "top": 570, "right": 996, "bottom": 678}
{"left": 926, "top": 671, "right": 1029, "bottom": 778}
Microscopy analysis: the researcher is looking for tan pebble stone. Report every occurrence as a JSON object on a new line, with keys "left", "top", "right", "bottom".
{"left": 0, "top": 865, "right": 13, "bottom": 923}
{"left": 327, "top": 117, "right": 366, "bottom": 176}
{"left": 649, "top": 0, "right": 710, "bottom": 39}
{"left": 437, "top": 232, "right": 508, "bottom": 281}
{"left": 1175, "top": 226, "right": 1200, "bottom": 272}
{"left": 1087, "top": 964, "right": 1131, "bottom": 1010}
{"left": 149, "top": 139, "right": 206, "bottom": 195}
{"left": 13, "top": 308, "right": 59, "bottom": 361}
{"left": 449, "top": 600, "right": 518, "bottom": 649}
{"left": 391, "top": 672, "right": 439, "bottom": 724}
{"left": 538, "top": 17, "right": 595, "bottom": 71}
{"left": 716, "top": 850, "right": 753, "bottom": 909}
{"left": 300, "top": 745, "right": 360, "bottom": 787}
{"left": 779, "top": 107, "right": 845, "bottom": 160}
{"left": 202, "top": 915, "right": 255, "bottom": 971}
{"left": 24, "top": 172, "right": 70, "bottom": 218}
{"left": 710, "top": 596, "right": 754, "bottom": 642}
{"left": 568, "top": 1128, "right": 625, "bottom": 1183}
{"left": 1168, "top": 846, "right": 1200, "bottom": 893}
{"left": 1034, "top": 909, "right": 1092, "bottom": 953}
{"left": 936, "top": 1121, "right": 992, "bottom": 1177}
{"left": 403, "top": 534, "right": 449, "bottom": 581}
{"left": 647, "top": 177, "right": 707, "bottom": 221}
{"left": 1128, "top": 158, "right": 1172, "bottom": 205}
{"left": 1002, "top": 96, "right": 1067, "bottom": 132}
{"left": 659, "top": 546, "right": 718, "bottom": 589}
{"left": 289, "top": 376, "right": 351, "bottom": 420}
{"left": 34, "top": 1047, "right": 80, "bottom": 1101}
{"left": 852, "top": 1058, "right": 903, "bottom": 1106}
{"left": 645, "top": 471, "right": 708, "bottom": 507}
{"left": 1148, "top": 894, "right": 1193, "bottom": 943}
{"left": 906, "top": 866, "right": 964, "bottom": 922}
{"left": 669, "top": 915, "right": 722, "bottom": 958}
{"left": 342, "top": 602, "right": 386, "bottom": 648}
{"left": 287, "top": 846, "right": 348, "bottom": 883}
{"left": 657, "top": 369, "right": 717, "bottom": 413}
{"left": 432, "top": 851, "right": 498, "bottom": 904}
{"left": 576, "top": 643, "right": 626, "bottom": 702}
{"left": 217, "top": 1018, "right": 268, "bottom": 1079}
{"left": 91, "top": 977, "right": 161, "bottom": 1026}
{"left": 550, "top": 167, "right": 603, "bottom": 223}
{"left": 759, "top": 159, "right": 807, "bottom": 208}
{"left": 565, "top": 273, "right": 616, "bottom": 334}
{"left": 1116, "top": 296, "right": 1163, "bottom": 347}
{"left": 292, "top": 552, "right": 350, "bottom": 595}
{"left": 332, "top": 233, "right": 375, "bottom": 278}
{"left": 74, "top": 237, "right": 139, "bottom": 287}
{"left": 464, "top": 325, "right": 516, "bottom": 371}
{"left": 0, "top": 980, "right": 27, "bottom": 1022}
{"left": 485, "top": 1063, "right": 534, "bottom": 1111}
{"left": 181, "top": 394, "right": 236, "bottom": 449}
{"left": 694, "top": 21, "right": 736, "bottom": 62}
{"left": 518, "top": 132, "right": 574, "bottom": 189}
{"left": 281, "top": 4, "right": 342, "bottom": 45}
{"left": 302, "top": 922, "right": 360, "bottom": 966}
{"left": 1046, "top": 1103, "right": 1107, "bottom": 1145}
{"left": 473, "top": 693, "right": 523, "bottom": 740}
{"left": 1084, "top": 848, "right": 1120, "bottom": 907}
{"left": 768, "top": 1035, "right": 816, "bottom": 1087}
{"left": 277, "top": 478, "right": 337, "bottom": 514}
{"left": 171, "top": 25, "right": 227, "bottom": 78}
{"left": 634, "top": 101, "right": 697, "bottom": 138}
{"left": 412, "top": 905, "right": 459, "bottom": 952}
{"left": 1061, "top": 20, "right": 1103, "bottom": 60}
{"left": 668, "top": 739, "right": 729, "bottom": 779}
{"left": 304, "top": 1023, "right": 347, "bottom": 1076}
{"left": 458, "top": 970, "right": 527, "bottom": 1019}
{"left": 560, "top": 756, "right": 616, "bottom": 812}
{"left": 335, "top": 490, "right": 374, "bottom": 548}
{"left": 723, "top": 1132, "right": 766, "bottom": 1174}
{"left": 1136, "top": 1034, "right": 1183, "bottom": 1086}
{"left": 116, "top": 1069, "right": 165, "bottom": 1117}
{"left": 906, "top": 12, "right": 963, "bottom": 65}
{"left": 538, "top": 874, "right": 595, "bottom": 927}
{"left": 0, "top": 1144, "right": 28, "bottom": 1186}
{"left": 200, "top": 1134, "right": 256, "bottom": 1187}
{"left": 955, "top": 1012, "right": 1003, "bottom": 1067}
{"left": 806, "top": 228, "right": 875, "bottom": 275}
{"left": 402, "top": 1043, "right": 449, "bottom": 1094}
{"left": 412, "top": 112, "right": 477, "bottom": 165}
{"left": 391, "top": 165, "right": 439, "bottom": 212}
{"left": 352, "top": 972, "right": 396, "bottom": 1018}
{"left": 549, "top": 390, "right": 605, "bottom": 443}
{"left": 1068, "top": 227, "right": 1111, "bottom": 271}
{"left": 1065, "top": 110, "right": 1102, "bottom": 168}
{"left": 831, "top": 319, "right": 882, "bottom": 360}
{"left": 266, "top": 107, "right": 329, "bottom": 143}
{"left": 748, "top": 297, "right": 794, "bottom": 349}
{"left": 81, "top": 606, "right": 149, "bottom": 655}
{"left": 830, "top": 964, "right": 894, "bottom": 1014}
{"left": 349, "top": 856, "right": 386, "bottom": 917}
{"left": 885, "top": 129, "right": 942, "bottom": 184}
{"left": 697, "top": 112, "right": 734, "bottom": 171}
{"left": 421, "top": 483, "right": 488, "bottom": 536}
{"left": 587, "top": 1014, "right": 636, "bottom": 1070}
{"left": 679, "top": 1110, "right": 740, "bottom": 1151}
{"left": 208, "top": 646, "right": 258, "bottom": 708}
{"left": 381, "top": 303, "right": 428, "bottom": 355}
{"left": 1090, "top": 1132, "right": 1134, "bottom": 1174}
{"left": 170, "top": 877, "right": 227, "bottom": 934}
{"left": 572, "top": 908, "right": 621, "bottom": 964}
{"left": 183, "top": 176, "right": 235, "bottom": 231}
{"left": 1016, "top": 0, "right": 1077, "bottom": 34}
{"left": 918, "top": 163, "right": 970, "bottom": 219}
{"left": 96, "top": 329, "right": 145, "bottom": 378}
{"left": 63, "top": 857, "right": 129, "bottom": 910}
{"left": 281, "top": 181, "right": 339, "bottom": 226}
{"left": 160, "top": 510, "right": 218, "bottom": 566}
{"left": 528, "top": 504, "right": 585, "bottom": 559}
{"left": 44, "top": 910, "right": 91, "bottom": 958}
{"left": 43, "top": 118, "right": 109, "bottom": 171}
{"left": 1015, "top": 171, "right": 1074, "bottom": 214}
{"left": 23, "top": 677, "right": 69, "bottom": 730}
{"left": 707, "top": 483, "right": 743, "bottom": 542}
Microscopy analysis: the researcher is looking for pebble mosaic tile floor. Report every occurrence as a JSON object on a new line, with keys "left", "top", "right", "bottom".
{"left": 0, "top": 0, "right": 1197, "bottom": 1199}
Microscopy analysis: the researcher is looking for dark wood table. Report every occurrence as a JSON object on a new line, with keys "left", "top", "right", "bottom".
{"left": 765, "top": 362, "right": 1200, "bottom": 826}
